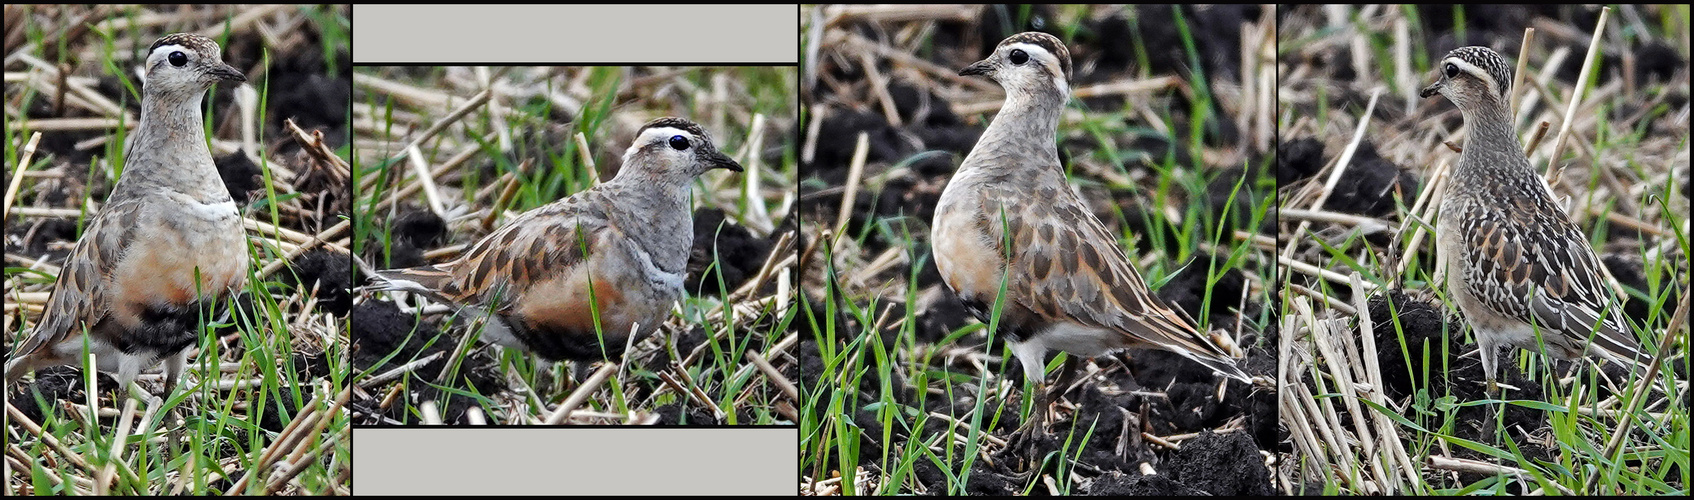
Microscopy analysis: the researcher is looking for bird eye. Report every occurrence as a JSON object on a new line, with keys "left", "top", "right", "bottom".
{"left": 1009, "top": 49, "right": 1029, "bottom": 65}
{"left": 1443, "top": 63, "right": 1459, "bottom": 78}
{"left": 169, "top": 51, "right": 188, "bottom": 67}
{"left": 668, "top": 135, "right": 689, "bottom": 150}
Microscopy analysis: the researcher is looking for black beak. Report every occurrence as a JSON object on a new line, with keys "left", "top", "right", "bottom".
{"left": 1418, "top": 81, "right": 1440, "bottom": 99}
{"left": 705, "top": 150, "right": 743, "bottom": 172}
{"left": 208, "top": 62, "right": 246, "bottom": 83}
{"left": 959, "top": 59, "right": 994, "bottom": 77}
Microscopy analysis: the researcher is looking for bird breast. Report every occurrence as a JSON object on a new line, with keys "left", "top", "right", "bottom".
{"left": 627, "top": 241, "right": 686, "bottom": 297}
{"left": 933, "top": 181, "right": 1009, "bottom": 306}
{"left": 108, "top": 211, "right": 248, "bottom": 328}
{"left": 510, "top": 240, "right": 678, "bottom": 341}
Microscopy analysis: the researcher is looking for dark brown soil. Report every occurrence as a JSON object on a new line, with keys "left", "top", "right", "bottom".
{"left": 687, "top": 208, "right": 778, "bottom": 297}
{"left": 1355, "top": 291, "right": 1678, "bottom": 491}
{"left": 1317, "top": 142, "right": 1420, "bottom": 219}
{"left": 346, "top": 298, "right": 507, "bottom": 425}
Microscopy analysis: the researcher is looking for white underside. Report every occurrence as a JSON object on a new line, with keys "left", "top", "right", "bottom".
{"left": 1477, "top": 322, "right": 1543, "bottom": 352}
{"left": 1031, "top": 322, "right": 1120, "bottom": 357}
{"left": 459, "top": 307, "right": 523, "bottom": 350}
{"left": 1008, "top": 322, "right": 1120, "bottom": 384}
{"left": 369, "top": 275, "right": 427, "bottom": 294}
{"left": 47, "top": 337, "right": 180, "bottom": 386}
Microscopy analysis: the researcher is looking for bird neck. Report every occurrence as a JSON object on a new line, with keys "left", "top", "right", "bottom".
{"left": 135, "top": 86, "right": 211, "bottom": 149}
{"left": 1457, "top": 95, "right": 1517, "bottom": 153}
{"left": 599, "top": 175, "right": 695, "bottom": 268}
{"left": 1453, "top": 94, "right": 1538, "bottom": 186}
{"left": 967, "top": 89, "right": 1065, "bottom": 173}
{"left": 605, "top": 165, "right": 694, "bottom": 210}
{"left": 114, "top": 87, "right": 229, "bottom": 202}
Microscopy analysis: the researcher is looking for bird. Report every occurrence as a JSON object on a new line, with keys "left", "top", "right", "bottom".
{"left": 931, "top": 31, "right": 1251, "bottom": 464}
{"left": 1422, "top": 46, "right": 1651, "bottom": 392}
{"left": 4, "top": 33, "right": 250, "bottom": 402}
{"left": 368, "top": 117, "right": 743, "bottom": 365}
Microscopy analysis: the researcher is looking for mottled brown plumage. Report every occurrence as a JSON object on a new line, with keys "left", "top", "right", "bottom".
{"left": 1424, "top": 46, "right": 1650, "bottom": 390}
{"left": 933, "top": 32, "right": 1248, "bottom": 465}
{"left": 5, "top": 34, "right": 249, "bottom": 396}
{"left": 369, "top": 117, "right": 742, "bottom": 362}
{"left": 937, "top": 31, "right": 1247, "bottom": 386}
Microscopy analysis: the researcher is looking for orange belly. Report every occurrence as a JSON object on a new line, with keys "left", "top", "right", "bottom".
{"left": 106, "top": 221, "right": 249, "bottom": 328}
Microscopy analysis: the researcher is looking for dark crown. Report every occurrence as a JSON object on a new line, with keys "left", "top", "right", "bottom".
{"left": 640, "top": 117, "right": 712, "bottom": 143}
{"left": 149, "top": 33, "right": 221, "bottom": 55}
{"left": 1002, "top": 32, "right": 1072, "bottom": 83}
{"left": 1444, "top": 46, "right": 1513, "bottom": 98}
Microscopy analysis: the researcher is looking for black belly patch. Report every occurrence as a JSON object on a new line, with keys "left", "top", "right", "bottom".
{"left": 116, "top": 299, "right": 225, "bottom": 355}
{"left": 954, "top": 292, "right": 1031, "bottom": 343}
{"left": 505, "top": 317, "right": 632, "bottom": 362}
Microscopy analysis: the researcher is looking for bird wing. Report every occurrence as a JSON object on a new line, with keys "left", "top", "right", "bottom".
{"left": 7, "top": 198, "right": 143, "bottom": 361}
{"left": 978, "top": 180, "right": 1247, "bottom": 379}
{"left": 373, "top": 196, "right": 605, "bottom": 314}
{"left": 1461, "top": 196, "right": 1644, "bottom": 365}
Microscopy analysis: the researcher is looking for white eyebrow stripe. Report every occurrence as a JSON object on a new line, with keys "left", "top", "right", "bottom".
{"left": 1006, "top": 43, "right": 1058, "bottom": 72}
{"left": 634, "top": 127, "right": 693, "bottom": 144}
{"left": 1006, "top": 42, "right": 1068, "bottom": 96}
{"left": 625, "top": 126, "right": 695, "bottom": 158}
{"left": 150, "top": 44, "right": 190, "bottom": 58}
{"left": 146, "top": 44, "right": 194, "bottom": 73}
{"left": 1444, "top": 57, "right": 1499, "bottom": 94}
{"left": 1006, "top": 43, "right": 1053, "bottom": 57}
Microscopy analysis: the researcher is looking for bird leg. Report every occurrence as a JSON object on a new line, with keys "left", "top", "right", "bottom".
{"left": 1476, "top": 334, "right": 1503, "bottom": 398}
{"left": 160, "top": 351, "right": 186, "bottom": 405}
{"left": 1000, "top": 377, "right": 1045, "bottom": 474}
{"left": 1002, "top": 356, "right": 1081, "bottom": 473}
{"left": 1022, "top": 382, "right": 1050, "bottom": 468}
{"left": 160, "top": 352, "right": 186, "bottom": 437}
{"left": 1047, "top": 356, "right": 1081, "bottom": 402}
{"left": 997, "top": 379, "right": 1048, "bottom": 483}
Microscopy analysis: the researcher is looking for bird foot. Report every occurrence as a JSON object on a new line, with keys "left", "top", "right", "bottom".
{"left": 997, "top": 422, "right": 1053, "bottom": 474}
{"left": 1483, "top": 379, "right": 1519, "bottom": 399}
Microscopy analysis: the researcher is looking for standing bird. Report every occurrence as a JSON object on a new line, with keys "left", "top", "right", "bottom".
{"left": 369, "top": 117, "right": 742, "bottom": 364}
{"left": 1422, "top": 46, "right": 1650, "bottom": 391}
{"left": 5, "top": 34, "right": 250, "bottom": 401}
{"left": 931, "top": 32, "right": 1251, "bottom": 463}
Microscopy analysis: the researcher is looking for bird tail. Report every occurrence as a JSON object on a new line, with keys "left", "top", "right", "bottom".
{"left": 1179, "top": 350, "right": 1253, "bottom": 383}
{"left": 367, "top": 265, "right": 527, "bottom": 352}
{"left": 5, "top": 355, "right": 34, "bottom": 385}
{"left": 369, "top": 265, "right": 453, "bottom": 294}
{"left": 1578, "top": 312, "right": 1658, "bottom": 379}
{"left": 366, "top": 264, "right": 476, "bottom": 316}
{"left": 1132, "top": 313, "right": 1255, "bottom": 383}
{"left": 1594, "top": 343, "right": 1657, "bottom": 380}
